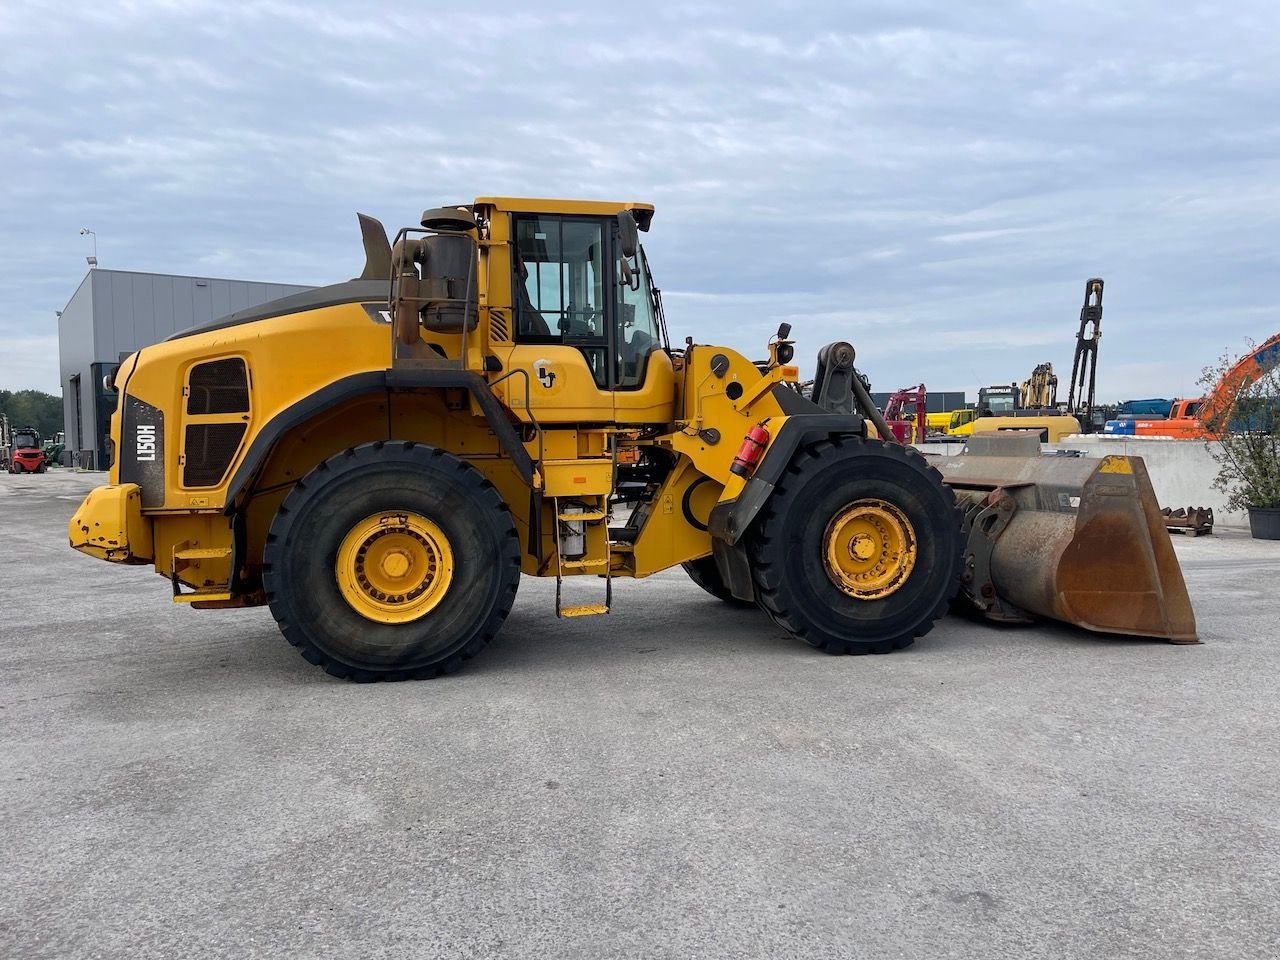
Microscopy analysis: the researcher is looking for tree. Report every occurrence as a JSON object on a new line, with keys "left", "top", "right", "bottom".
{"left": 1199, "top": 344, "right": 1280, "bottom": 512}
{"left": 0, "top": 389, "right": 63, "bottom": 440}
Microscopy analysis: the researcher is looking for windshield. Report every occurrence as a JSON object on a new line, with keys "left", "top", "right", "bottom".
{"left": 14, "top": 433, "right": 40, "bottom": 449}
{"left": 981, "top": 393, "right": 1016, "bottom": 414}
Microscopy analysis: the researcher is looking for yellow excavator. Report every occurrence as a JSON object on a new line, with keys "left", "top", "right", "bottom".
{"left": 68, "top": 198, "right": 1196, "bottom": 680}
{"left": 947, "top": 375, "right": 1081, "bottom": 442}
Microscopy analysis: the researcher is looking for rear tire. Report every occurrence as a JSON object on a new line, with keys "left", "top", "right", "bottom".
{"left": 682, "top": 555, "right": 755, "bottom": 608}
{"left": 262, "top": 441, "right": 521, "bottom": 681}
{"left": 746, "top": 436, "right": 962, "bottom": 654}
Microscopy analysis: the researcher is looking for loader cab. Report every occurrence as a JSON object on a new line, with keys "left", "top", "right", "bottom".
{"left": 494, "top": 201, "right": 674, "bottom": 424}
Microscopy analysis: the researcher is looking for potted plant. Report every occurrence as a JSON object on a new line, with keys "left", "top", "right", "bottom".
{"left": 1200, "top": 342, "right": 1280, "bottom": 539}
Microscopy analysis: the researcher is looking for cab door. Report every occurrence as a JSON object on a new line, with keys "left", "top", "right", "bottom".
{"left": 612, "top": 244, "right": 674, "bottom": 424}
{"left": 500, "top": 215, "right": 616, "bottom": 423}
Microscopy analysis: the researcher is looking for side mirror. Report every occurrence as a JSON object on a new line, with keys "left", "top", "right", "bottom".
{"left": 617, "top": 212, "right": 639, "bottom": 258}
{"left": 776, "top": 322, "right": 792, "bottom": 341}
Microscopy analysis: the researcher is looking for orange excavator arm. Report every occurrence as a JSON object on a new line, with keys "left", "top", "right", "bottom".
{"left": 1199, "top": 332, "right": 1280, "bottom": 427}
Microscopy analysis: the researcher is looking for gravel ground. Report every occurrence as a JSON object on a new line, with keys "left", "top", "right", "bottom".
{"left": 2, "top": 469, "right": 1278, "bottom": 959}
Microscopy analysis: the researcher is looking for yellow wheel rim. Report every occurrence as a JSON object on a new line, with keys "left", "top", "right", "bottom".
{"left": 823, "top": 498, "right": 918, "bottom": 600}
{"left": 335, "top": 512, "right": 454, "bottom": 624}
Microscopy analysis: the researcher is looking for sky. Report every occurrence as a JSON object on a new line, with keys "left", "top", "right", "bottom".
{"left": 2, "top": 1, "right": 1278, "bottom": 402}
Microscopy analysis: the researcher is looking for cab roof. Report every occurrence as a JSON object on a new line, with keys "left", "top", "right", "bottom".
{"left": 473, "top": 197, "right": 654, "bottom": 230}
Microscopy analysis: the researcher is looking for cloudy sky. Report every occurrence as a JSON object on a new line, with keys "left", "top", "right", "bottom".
{"left": 3, "top": 1, "right": 1278, "bottom": 401}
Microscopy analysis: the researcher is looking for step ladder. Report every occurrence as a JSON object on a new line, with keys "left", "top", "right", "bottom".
{"left": 170, "top": 542, "right": 234, "bottom": 603}
{"left": 553, "top": 496, "right": 611, "bottom": 618}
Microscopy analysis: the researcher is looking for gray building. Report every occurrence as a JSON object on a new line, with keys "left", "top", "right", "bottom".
{"left": 58, "top": 269, "right": 312, "bottom": 468}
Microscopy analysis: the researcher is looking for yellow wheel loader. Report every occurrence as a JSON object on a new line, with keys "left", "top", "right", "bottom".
{"left": 69, "top": 197, "right": 1197, "bottom": 681}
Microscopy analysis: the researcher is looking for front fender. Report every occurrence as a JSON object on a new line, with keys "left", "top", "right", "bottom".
{"left": 707, "top": 413, "right": 865, "bottom": 545}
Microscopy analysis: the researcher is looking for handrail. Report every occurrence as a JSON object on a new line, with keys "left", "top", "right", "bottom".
{"left": 489, "top": 367, "right": 544, "bottom": 485}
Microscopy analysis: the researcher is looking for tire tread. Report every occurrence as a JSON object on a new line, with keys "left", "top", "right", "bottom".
{"left": 745, "top": 435, "right": 963, "bottom": 656}
{"left": 262, "top": 441, "right": 520, "bottom": 682}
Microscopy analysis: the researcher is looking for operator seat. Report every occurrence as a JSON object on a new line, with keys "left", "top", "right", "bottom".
{"left": 621, "top": 328, "right": 654, "bottom": 382}
{"left": 514, "top": 253, "right": 551, "bottom": 337}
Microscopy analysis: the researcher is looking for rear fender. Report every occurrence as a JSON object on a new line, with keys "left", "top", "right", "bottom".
{"left": 224, "top": 369, "right": 535, "bottom": 512}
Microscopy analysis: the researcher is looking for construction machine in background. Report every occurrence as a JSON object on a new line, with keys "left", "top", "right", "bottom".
{"left": 1105, "top": 332, "right": 1280, "bottom": 438}
{"left": 883, "top": 384, "right": 928, "bottom": 443}
{"left": 925, "top": 411, "right": 953, "bottom": 434}
{"left": 0, "top": 414, "right": 11, "bottom": 471}
{"left": 1066, "top": 278, "right": 1104, "bottom": 429}
{"left": 43, "top": 431, "right": 67, "bottom": 467}
{"left": 67, "top": 198, "right": 1196, "bottom": 681}
{"left": 9, "top": 426, "right": 47, "bottom": 473}
{"left": 1020, "top": 362, "right": 1058, "bottom": 409}
{"left": 947, "top": 380, "right": 1081, "bottom": 442}
{"left": 1110, "top": 398, "right": 1174, "bottom": 421}
{"left": 945, "top": 407, "right": 977, "bottom": 434}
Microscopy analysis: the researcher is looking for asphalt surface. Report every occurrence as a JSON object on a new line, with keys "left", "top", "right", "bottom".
{"left": 2, "top": 470, "right": 1278, "bottom": 959}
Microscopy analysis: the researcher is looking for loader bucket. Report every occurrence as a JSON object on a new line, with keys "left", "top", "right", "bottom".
{"left": 934, "top": 436, "right": 1198, "bottom": 643}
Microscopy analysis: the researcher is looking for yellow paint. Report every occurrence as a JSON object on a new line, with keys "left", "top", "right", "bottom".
{"left": 1097, "top": 456, "right": 1134, "bottom": 475}
{"left": 335, "top": 512, "right": 455, "bottom": 624}
{"left": 948, "top": 409, "right": 978, "bottom": 435}
{"left": 629, "top": 457, "right": 718, "bottom": 577}
{"left": 542, "top": 459, "right": 613, "bottom": 496}
{"left": 926, "top": 412, "right": 952, "bottom": 434}
{"left": 671, "top": 344, "right": 793, "bottom": 488}
{"left": 822, "top": 499, "right": 918, "bottom": 600}
{"left": 559, "top": 603, "right": 610, "bottom": 617}
{"left": 969, "top": 415, "right": 1082, "bottom": 443}
{"left": 474, "top": 197, "right": 654, "bottom": 219}
{"left": 173, "top": 591, "right": 234, "bottom": 605}
{"left": 157, "top": 515, "right": 237, "bottom": 592}
{"left": 67, "top": 483, "right": 152, "bottom": 563}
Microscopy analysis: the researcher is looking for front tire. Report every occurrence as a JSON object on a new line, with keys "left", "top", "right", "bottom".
{"left": 262, "top": 441, "right": 521, "bottom": 681}
{"left": 746, "top": 437, "right": 962, "bottom": 654}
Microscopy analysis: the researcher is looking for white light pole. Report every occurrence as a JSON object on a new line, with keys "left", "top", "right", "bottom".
{"left": 79, "top": 228, "right": 98, "bottom": 268}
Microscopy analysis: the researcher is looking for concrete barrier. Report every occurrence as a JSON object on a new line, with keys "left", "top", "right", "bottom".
{"left": 918, "top": 436, "right": 1245, "bottom": 528}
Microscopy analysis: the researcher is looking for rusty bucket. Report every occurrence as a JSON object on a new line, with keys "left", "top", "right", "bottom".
{"left": 934, "top": 434, "right": 1198, "bottom": 643}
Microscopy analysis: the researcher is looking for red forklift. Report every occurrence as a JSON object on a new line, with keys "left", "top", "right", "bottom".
{"left": 9, "top": 426, "right": 47, "bottom": 473}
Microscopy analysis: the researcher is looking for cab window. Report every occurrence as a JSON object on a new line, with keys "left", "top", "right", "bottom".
{"left": 514, "top": 216, "right": 608, "bottom": 388}
{"left": 616, "top": 247, "right": 660, "bottom": 389}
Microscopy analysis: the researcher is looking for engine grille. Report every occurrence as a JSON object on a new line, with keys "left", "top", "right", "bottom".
{"left": 183, "top": 423, "right": 246, "bottom": 487}
{"left": 187, "top": 358, "right": 249, "bottom": 415}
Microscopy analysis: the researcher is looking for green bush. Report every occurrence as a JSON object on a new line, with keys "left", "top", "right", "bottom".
{"left": 1200, "top": 346, "right": 1280, "bottom": 511}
